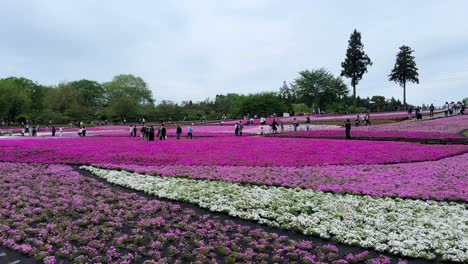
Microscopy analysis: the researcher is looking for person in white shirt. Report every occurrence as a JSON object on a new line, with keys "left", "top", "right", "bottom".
{"left": 59, "top": 127, "right": 63, "bottom": 137}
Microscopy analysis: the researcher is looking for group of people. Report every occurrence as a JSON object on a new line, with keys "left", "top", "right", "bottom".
{"left": 234, "top": 122, "right": 244, "bottom": 136}
{"left": 133, "top": 123, "right": 193, "bottom": 141}
{"left": 77, "top": 127, "right": 86, "bottom": 137}
{"left": 407, "top": 106, "right": 424, "bottom": 120}
{"left": 443, "top": 101, "right": 465, "bottom": 116}
{"left": 355, "top": 113, "right": 372, "bottom": 126}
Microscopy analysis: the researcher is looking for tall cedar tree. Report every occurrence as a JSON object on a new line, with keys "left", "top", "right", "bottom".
{"left": 341, "top": 29, "right": 372, "bottom": 107}
{"left": 388, "top": 45, "right": 419, "bottom": 107}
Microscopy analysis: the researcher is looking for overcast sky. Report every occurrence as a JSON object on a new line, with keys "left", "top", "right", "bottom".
{"left": 1, "top": 0, "right": 467, "bottom": 105}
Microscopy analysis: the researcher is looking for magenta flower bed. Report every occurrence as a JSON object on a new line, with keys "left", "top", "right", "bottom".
{"left": 272, "top": 130, "right": 463, "bottom": 140}
{"left": 0, "top": 137, "right": 466, "bottom": 167}
{"left": 0, "top": 162, "right": 398, "bottom": 263}
{"left": 94, "top": 153, "right": 468, "bottom": 202}
{"left": 271, "top": 115, "right": 468, "bottom": 139}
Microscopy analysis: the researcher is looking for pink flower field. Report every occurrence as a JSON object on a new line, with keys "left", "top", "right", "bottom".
{"left": 0, "top": 137, "right": 466, "bottom": 167}
{"left": 270, "top": 115, "right": 468, "bottom": 140}
{"left": 93, "top": 153, "right": 468, "bottom": 201}
{"left": 0, "top": 115, "right": 466, "bottom": 263}
{"left": 1, "top": 162, "right": 399, "bottom": 263}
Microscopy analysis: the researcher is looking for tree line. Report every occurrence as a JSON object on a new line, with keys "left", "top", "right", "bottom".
{"left": 1, "top": 29, "right": 422, "bottom": 125}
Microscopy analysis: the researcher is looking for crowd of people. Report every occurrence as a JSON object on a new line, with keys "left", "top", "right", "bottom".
{"left": 132, "top": 123, "right": 194, "bottom": 141}
{"left": 1, "top": 100, "right": 465, "bottom": 140}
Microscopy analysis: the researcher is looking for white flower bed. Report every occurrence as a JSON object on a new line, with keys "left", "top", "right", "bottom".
{"left": 81, "top": 166, "right": 468, "bottom": 262}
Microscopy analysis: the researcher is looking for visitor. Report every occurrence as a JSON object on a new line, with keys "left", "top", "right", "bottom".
{"left": 21, "top": 128, "right": 25, "bottom": 136}
{"left": 461, "top": 101, "right": 466, "bottom": 115}
{"left": 293, "top": 118, "right": 299, "bottom": 132}
{"left": 429, "top": 104, "right": 435, "bottom": 117}
{"left": 280, "top": 122, "right": 284, "bottom": 132}
{"left": 355, "top": 115, "right": 360, "bottom": 127}
{"left": 456, "top": 101, "right": 462, "bottom": 115}
{"left": 140, "top": 126, "right": 147, "bottom": 141}
{"left": 78, "top": 127, "right": 83, "bottom": 137}
{"left": 149, "top": 126, "right": 155, "bottom": 141}
{"left": 129, "top": 126, "right": 134, "bottom": 137}
{"left": 234, "top": 122, "right": 239, "bottom": 136}
{"left": 160, "top": 124, "right": 167, "bottom": 140}
{"left": 444, "top": 102, "right": 449, "bottom": 117}
{"left": 238, "top": 121, "right": 244, "bottom": 136}
{"left": 176, "top": 124, "right": 182, "bottom": 139}
{"left": 449, "top": 102, "right": 454, "bottom": 116}
{"left": 142, "top": 118, "right": 146, "bottom": 125}
{"left": 345, "top": 119, "right": 351, "bottom": 139}
{"left": 407, "top": 106, "right": 413, "bottom": 119}
{"left": 364, "top": 113, "right": 371, "bottom": 126}
{"left": 82, "top": 127, "right": 86, "bottom": 137}
{"left": 271, "top": 119, "right": 278, "bottom": 134}
{"left": 416, "top": 107, "right": 423, "bottom": 120}
{"left": 52, "top": 126, "right": 56, "bottom": 137}
{"left": 32, "top": 127, "right": 37, "bottom": 136}
{"left": 59, "top": 127, "right": 63, "bottom": 137}
{"left": 260, "top": 127, "right": 264, "bottom": 136}
{"left": 187, "top": 124, "right": 193, "bottom": 139}
{"left": 306, "top": 115, "right": 311, "bottom": 131}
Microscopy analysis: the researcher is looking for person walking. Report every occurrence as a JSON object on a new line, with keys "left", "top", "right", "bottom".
{"left": 82, "top": 127, "right": 86, "bottom": 137}
{"left": 271, "top": 119, "right": 278, "bottom": 134}
{"left": 52, "top": 126, "right": 56, "bottom": 137}
{"left": 293, "top": 118, "right": 299, "bottom": 132}
{"left": 429, "top": 104, "right": 435, "bottom": 117}
{"left": 187, "top": 124, "right": 193, "bottom": 139}
{"left": 364, "top": 113, "right": 371, "bottom": 126}
{"left": 160, "top": 124, "right": 167, "bottom": 140}
{"left": 176, "top": 124, "right": 182, "bottom": 139}
{"left": 148, "top": 126, "right": 155, "bottom": 141}
{"left": 129, "top": 126, "right": 134, "bottom": 137}
{"left": 238, "top": 121, "right": 244, "bottom": 136}
{"left": 133, "top": 126, "right": 137, "bottom": 137}
{"left": 78, "top": 127, "right": 83, "bottom": 137}
{"left": 355, "top": 115, "right": 360, "bottom": 127}
{"left": 444, "top": 102, "right": 449, "bottom": 117}
{"left": 407, "top": 106, "right": 413, "bottom": 119}
{"left": 345, "top": 119, "right": 352, "bottom": 139}
{"left": 234, "top": 122, "right": 239, "bottom": 136}
{"left": 305, "top": 115, "right": 311, "bottom": 131}
{"left": 59, "top": 127, "right": 63, "bottom": 137}
{"left": 140, "top": 126, "right": 147, "bottom": 141}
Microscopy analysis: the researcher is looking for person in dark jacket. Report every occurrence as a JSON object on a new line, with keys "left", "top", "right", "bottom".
{"left": 160, "top": 124, "right": 166, "bottom": 140}
{"left": 148, "top": 126, "right": 155, "bottom": 141}
{"left": 271, "top": 120, "right": 278, "bottom": 133}
{"left": 176, "top": 124, "right": 182, "bottom": 139}
{"left": 52, "top": 126, "right": 56, "bottom": 137}
{"left": 345, "top": 119, "right": 351, "bottom": 139}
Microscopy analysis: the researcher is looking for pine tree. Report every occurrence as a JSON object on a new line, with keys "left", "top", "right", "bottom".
{"left": 341, "top": 29, "right": 372, "bottom": 107}
{"left": 389, "top": 45, "right": 419, "bottom": 107}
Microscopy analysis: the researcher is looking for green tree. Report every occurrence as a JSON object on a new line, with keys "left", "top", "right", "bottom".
{"left": 341, "top": 29, "right": 373, "bottom": 107}
{"left": 0, "top": 78, "right": 33, "bottom": 122}
{"left": 240, "top": 92, "right": 287, "bottom": 117}
{"left": 292, "top": 68, "right": 348, "bottom": 113}
{"left": 69, "top": 79, "right": 105, "bottom": 108}
{"left": 103, "top": 74, "right": 155, "bottom": 121}
{"left": 389, "top": 45, "right": 419, "bottom": 107}
{"left": 279, "top": 81, "right": 294, "bottom": 110}
{"left": 371, "top": 95, "right": 386, "bottom": 112}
